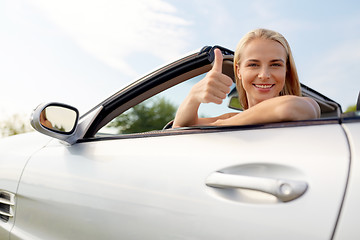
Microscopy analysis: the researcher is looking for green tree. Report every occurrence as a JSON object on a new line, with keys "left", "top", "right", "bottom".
{"left": 0, "top": 114, "right": 33, "bottom": 138}
{"left": 345, "top": 105, "right": 356, "bottom": 113}
{"left": 107, "top": 97, "right": 177, "bottom": 134}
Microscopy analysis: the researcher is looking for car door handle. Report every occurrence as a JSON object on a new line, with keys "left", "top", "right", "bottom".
{"left": 205, "top": 172, "right": 308, "bottom": 202}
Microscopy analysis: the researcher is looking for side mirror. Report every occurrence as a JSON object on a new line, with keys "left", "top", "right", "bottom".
{"left": 228, "top": 96, "right": 243, "bottom": 111}
{"left": 31, "top": 103, "right": 79, "bottom": 141}
{"left": 227, "top": 86, "right": 243, "bottom": 111}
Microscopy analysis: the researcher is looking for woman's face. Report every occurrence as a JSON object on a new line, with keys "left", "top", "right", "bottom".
{"left": 236, "top": 38, "right": 287, "bottom": 108}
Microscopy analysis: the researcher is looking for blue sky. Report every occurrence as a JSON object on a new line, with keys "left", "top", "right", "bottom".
{"left": 1, "top": 0, "right": 360, "bottom": 120}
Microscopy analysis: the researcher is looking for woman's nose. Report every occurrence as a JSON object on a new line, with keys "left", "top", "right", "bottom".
{"left": 258, "top": 67, "right": 270, "bottom": 79}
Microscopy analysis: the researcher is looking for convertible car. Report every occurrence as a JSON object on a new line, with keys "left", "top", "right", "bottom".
{"left": 1, "top": 46, "right": 360, "bottom": 239}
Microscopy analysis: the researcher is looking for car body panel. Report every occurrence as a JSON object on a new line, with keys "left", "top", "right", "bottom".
{"left": 333, "top": 122, "right": 360, "bottom": 239}
{"left": 0, "top": 132, "right": 52, "bottom": 192}
{"left": 0, "top": 132, "right": 52, "bottom": 239}
{"left": 11, "top": 123, "right": 349, "bottom": 239}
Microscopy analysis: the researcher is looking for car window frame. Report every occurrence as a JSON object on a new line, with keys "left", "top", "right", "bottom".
{"left": 83, "top": 47, "right": 232, "bottom": 138}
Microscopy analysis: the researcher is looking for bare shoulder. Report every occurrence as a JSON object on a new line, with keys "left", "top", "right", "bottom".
{"left": 299, "top": 96, "right": 321, "bottom": 118}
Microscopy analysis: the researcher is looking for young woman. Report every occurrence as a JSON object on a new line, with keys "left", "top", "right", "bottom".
{"left": 172, "top": 28, "right": 320, "bottom": 128}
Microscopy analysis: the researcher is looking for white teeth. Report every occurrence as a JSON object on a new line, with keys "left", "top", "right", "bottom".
{"left": 254, "top": 84, "right": 273, "bottom": 89}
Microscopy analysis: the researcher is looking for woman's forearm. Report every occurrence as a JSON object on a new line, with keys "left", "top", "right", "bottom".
{"left": 172, "top": 95, "right": 201, "bottom": 128}
{"left": 212, "top": 96, "right": 320, "bottom": 126}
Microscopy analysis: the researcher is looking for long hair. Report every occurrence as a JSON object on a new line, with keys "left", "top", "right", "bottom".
{"left": 233, "top": 28, "right": 301, "bottom": 110}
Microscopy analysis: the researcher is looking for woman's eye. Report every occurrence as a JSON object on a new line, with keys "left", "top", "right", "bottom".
{"left": 271, "top": 62, "right": 283, "bottom": 67}
{"left": 247, "top": 63, "right": 258, "bottom": 67}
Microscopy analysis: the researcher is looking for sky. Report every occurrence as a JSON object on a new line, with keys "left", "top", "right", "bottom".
{"left": 1, "top": 0, "right": 360, "bottom": 122}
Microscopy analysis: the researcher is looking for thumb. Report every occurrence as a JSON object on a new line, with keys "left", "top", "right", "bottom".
{"left": 212, "top": 48, "right": 223, "bottom": 73}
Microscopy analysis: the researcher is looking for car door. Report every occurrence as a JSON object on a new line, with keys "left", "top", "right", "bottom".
{"left": 333, "top": 119, "right": 360, "bottom": 239}
{"left": 11, "top": 120, "right": 349, "bottom": 239}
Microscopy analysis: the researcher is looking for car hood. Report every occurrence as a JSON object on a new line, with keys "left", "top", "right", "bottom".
{"left": 0, "top": 132, "right": 53, "bottom": 193}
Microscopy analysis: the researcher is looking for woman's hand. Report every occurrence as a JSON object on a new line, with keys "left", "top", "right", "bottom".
{"left": 172, "top": 48, "right": 233, "bottom": 128}
{"left": 189, "top": 49, "right": 233, "bottom": 105}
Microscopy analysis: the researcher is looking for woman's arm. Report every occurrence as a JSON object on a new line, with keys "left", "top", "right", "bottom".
{"left": 172, "top": 49, "right": 233, "bottom": 128}
{"left": 211, "top": 95, "right": 321, "bottom": 126}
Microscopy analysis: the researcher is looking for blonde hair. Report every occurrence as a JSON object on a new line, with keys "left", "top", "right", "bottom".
{"left": 234, "top": 28, "right": 301, "bottom": 110}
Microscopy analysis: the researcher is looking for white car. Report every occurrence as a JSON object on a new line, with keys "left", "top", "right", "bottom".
{"left": 1, "top": 46, "right": 359, "bottom": 239}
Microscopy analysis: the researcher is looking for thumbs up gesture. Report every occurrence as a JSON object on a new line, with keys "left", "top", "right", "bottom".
{"left": 190, "top": 48, "right": 233, "bottom": 104}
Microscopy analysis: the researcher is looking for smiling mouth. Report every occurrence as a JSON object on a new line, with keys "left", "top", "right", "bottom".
{"left": 253, "top": 84, "right": 275, "bottom": 89}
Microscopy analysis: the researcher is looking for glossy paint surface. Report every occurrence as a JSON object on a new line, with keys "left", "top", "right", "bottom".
{"left": 9, "top": 124, "right": 350, "bottom": 239}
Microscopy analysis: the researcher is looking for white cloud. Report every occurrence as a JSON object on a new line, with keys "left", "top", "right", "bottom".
{"left": 27, "top": 0, "right": 192, "bottom": 77}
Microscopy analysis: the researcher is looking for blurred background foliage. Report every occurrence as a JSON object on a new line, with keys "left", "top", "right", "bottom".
{"left": 345, "top": 105, "right": 356, "bottom": 113}
{"left": 0, "top": 114, "right": 33, "bottom": 138}
{"left": 106, "top": 96, "right": 177, "bottom": 134}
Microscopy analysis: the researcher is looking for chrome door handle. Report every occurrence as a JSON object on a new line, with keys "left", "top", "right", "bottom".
{"left": 205, "top": 172, "right": 308, "bottom": 202}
